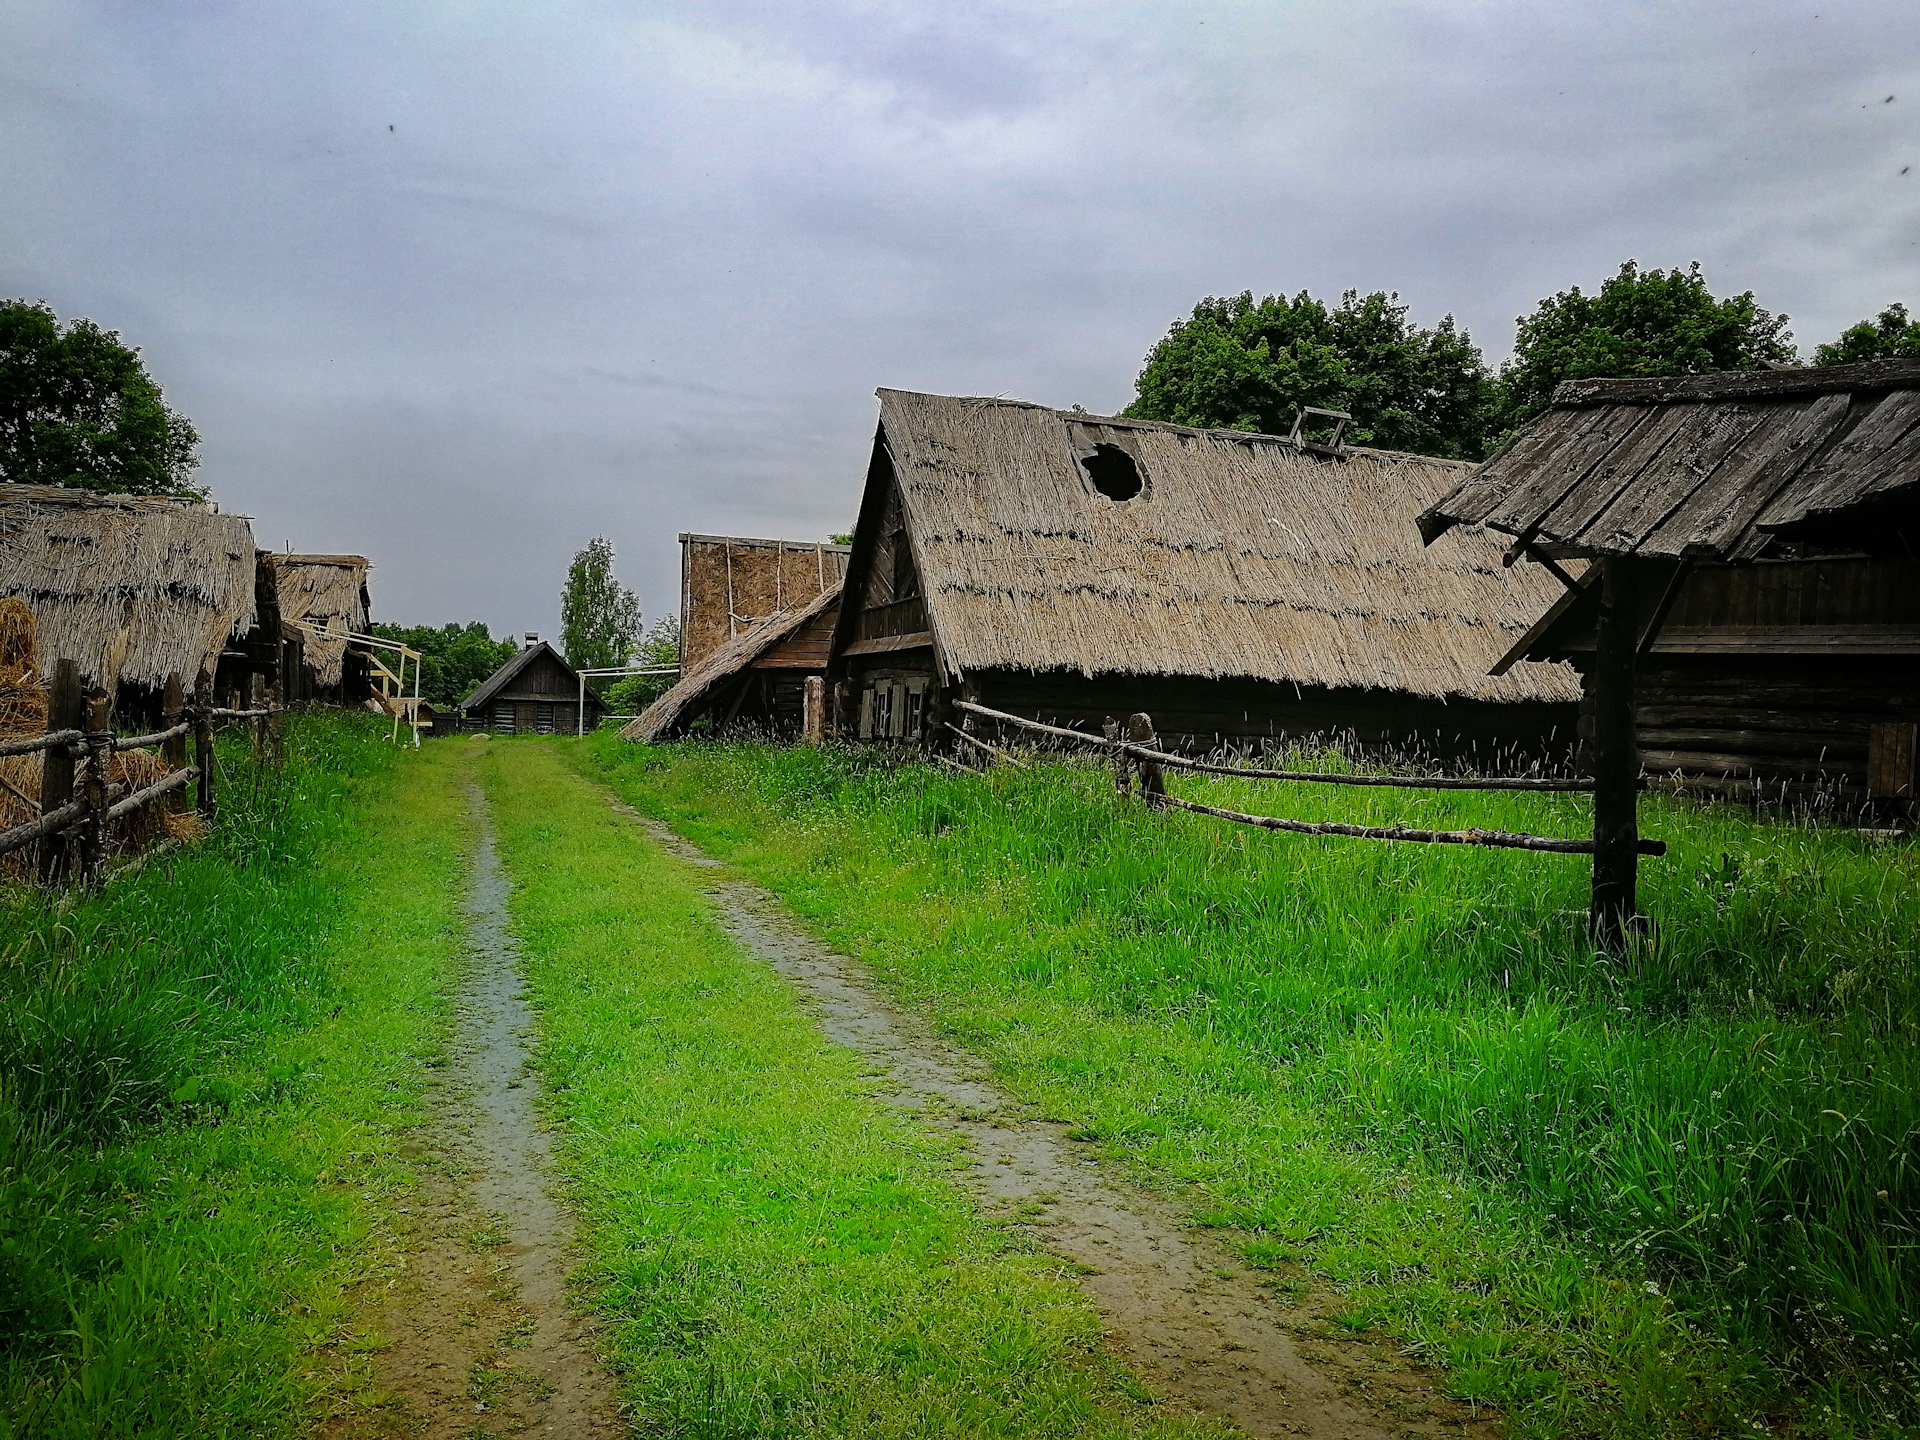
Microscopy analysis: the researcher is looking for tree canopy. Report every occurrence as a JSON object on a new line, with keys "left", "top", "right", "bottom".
{"left": 601, "top": 616, "right": 681, "bottom": 716}
{"left": 368, "top": 621, "right": 518, "bottom": 708}
{"left": 0, "top": 299, "right": 202, "bottom": 496}
{"left": 1497, "top": 261, "right": 1795, "bottom": 427}
{"left": 1813, "top": 303, "right": 1920, "bottom": 366}
{"left": 1124, "top": 289, "right": 1496, "bottom": 460}
{"left": 560, "top": 536, "right": 642, "bottom": 672}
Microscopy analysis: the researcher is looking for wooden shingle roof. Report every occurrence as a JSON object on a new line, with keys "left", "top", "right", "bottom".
{"left": 1419, "top": 360, "right": 1920, "bottom": 562}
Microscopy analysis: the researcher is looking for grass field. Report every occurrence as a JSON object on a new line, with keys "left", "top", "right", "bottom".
{"left": 0, "top": 715, "right": 468, "bottom": 1439}
{"left": 576, "top": 733, "right": 1920, "bottom": 1440}
{"left": 477, "top": 738, "right": 1226, "bottom": 1438}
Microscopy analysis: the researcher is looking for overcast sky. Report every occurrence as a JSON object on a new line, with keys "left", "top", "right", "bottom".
{"left": 4, "top": 1, "right": 1916, "bottom": 639}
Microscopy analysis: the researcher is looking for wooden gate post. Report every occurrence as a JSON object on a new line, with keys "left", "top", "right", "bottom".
{"left": 802, "top": 675, "right": 826, "bottom": 744}
{"left": 1589, "top": 556, "right": 1642, "bottom": 949}
{"left": 37, "top": 658, "right": 81, "bottom": 883}
{"left": 268, "top": 675, "right": 285, "bottom": 767}
{"left": 79, "top": 687, "right": 112, "bottom": 882}
{"left": 1126, "top": 713, "right": 1167, "bottom": 810}
{"left": 248, "top": 673, "right": 266, "bottom": 764}
{"left": 161, "top": 673, "right": 189, "bottom": 814}
{"left": 192, "top": 672, "right": 217, "bottom": 822}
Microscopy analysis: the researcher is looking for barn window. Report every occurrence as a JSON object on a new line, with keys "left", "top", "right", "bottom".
{"left": 858, "top": 686, "right": 876, "bottom": 739}
{"left": 1081, "top": 444, "right": 1143, "bottom": 502}
{"left": 904, "top": 677, "right": 927, "bottom": 740}
{"left": 536, "top": 704, "right": 555, "bottom": 734}
{"left": 493, "top": 703, "right": 515, "bottom": 733}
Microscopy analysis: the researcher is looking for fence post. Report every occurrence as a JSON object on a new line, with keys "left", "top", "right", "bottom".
{"left": 79, "top": 687, "right": 112, "bottom": 882}
{"left": 37, "top": 658, "right": 81, "bottom": 883}
{"left": 193, "top": 673, "right": 217, "bottom": 822}
{"left": 802, "top": 676, "right": 826, "bottom": 744}
{"left": 1126, "top": 713, "right": 1167, "bottom": 809}
{"left": 1589, "top": 557, "right": 1642, "bottom": 950}
{"left": 1103, "top": 718, "right": 1132, "bottom": 796}
{"left": 161, "top": 674, "right": 189, "bottom": 815}
{"left": 268, "top": 674, "right": 285, "bottom": 767}
{"left": 249, "top": 673, "right": 265, "bottom": 764}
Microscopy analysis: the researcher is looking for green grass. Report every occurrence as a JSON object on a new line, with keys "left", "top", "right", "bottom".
{"left": 476, "top": 738, "right": 1226, "bottom": 1439}
{"left": 573, "top": 733, "right": 1920, "bottom": 1440}
{"left": 0, "top": 715, "right": 470, "bottom": 1438}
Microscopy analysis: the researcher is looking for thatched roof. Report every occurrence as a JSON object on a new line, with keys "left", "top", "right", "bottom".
{"left": 0, "top": 484, "right": 257, "bottom": 691}
{"left": 861, "top": 391, "right": 1581, "bottom": 704}
{"left": 1419, "top": 360, "right": 1920, "bottom": 562}
{"left": 269, "top": 553, "right": 371, "bottom": 687}
{"left": 625, "top": 584, "right": 840, "bottom": 741}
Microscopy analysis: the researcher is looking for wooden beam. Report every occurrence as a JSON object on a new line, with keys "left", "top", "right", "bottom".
{"left": 1552, "top": 359, "right": 1920, "bottom": 408}
{"left": 841, "top": 631, "right": 935, "bottom": 657}
{"left": 1589, "top": 557, "right": 1643, "bottom": 949}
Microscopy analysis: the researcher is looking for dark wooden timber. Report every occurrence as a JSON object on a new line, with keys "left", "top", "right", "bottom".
{"left": 0, "top": 728, "right": 82, "bottom": 758}
{"left": 37, "top": 659, "right": 80, "bottom": 884}
{"left": 106, "top": 767, "right": 197, "bottom": 822}
{"left": 193, "top": 672, "right": 216, "bottom": 821}
{"left": 163, "top": 674, "right": 189, "bottom": 815}
{"left": 1589, "top": 558, "right": 1642, "bottom": 948}
{"left": 1126, "top": 712, "right": 1167, "bottom": 809}
{"left": 79, "top": 688, "right": 112, "bottom": 881}
{"left": 1161, "top": 793, "right": 1664, "bottom": 855}
{"left": 1552, "top": 360, "right": 1920, "bottom": 407}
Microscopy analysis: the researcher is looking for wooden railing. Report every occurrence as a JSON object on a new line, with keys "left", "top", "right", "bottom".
{"left": 949, "top": 700, "right": 1666, "bottom": 858}
{"left": 0, "top": 659, "right": 282, "bottom": 885}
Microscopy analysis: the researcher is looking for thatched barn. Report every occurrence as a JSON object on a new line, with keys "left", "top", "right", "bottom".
{"left": 680, "top": 533, "right": 850, "bottom": 672}
{"left": 459, "top": 638, "right": 608, "bottom": 735}
{"left": 268, "top": 553, "right": 372, "bottom": 702}
{"left": 0, "top": 485, "right": 262, "bottom": 724}
{"left": 1420, "top": 360, "right": 1920, "bottom": 810}
{"left": 830, "top": 389, "right": 1582, "bottom": 759}
{"left": 626, "top": 583, "right": 841, "bottom": 741}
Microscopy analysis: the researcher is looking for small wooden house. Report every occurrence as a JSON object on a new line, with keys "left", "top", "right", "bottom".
{"left": 679, "top": 533, "right": 851, "bottom": 672}
{"left": 268, "top": 553, "right": 373, "bottom": 702}
{"left": 1420, "top": 360, "right": 1920, "bottom": 810}
{"left": 625, "top": 583, "right": 840, "bottom": 740}
{"left": 829, "top": 389, "right": 1583, "bottom": 759}
{"left": 459, "top": 639, "right": 607, "bottom": 735}
{"left": 0, "top": 485, "right": 266, "bottom": 725}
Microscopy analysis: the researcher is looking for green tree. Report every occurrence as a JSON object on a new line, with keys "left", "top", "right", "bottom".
{"left": 1125, "top": 288, "right": 1497, "bottom": 460}
{"left": 1497, "top": 261, "right": 1795, "bottom": 429}
{"left": 0, "top": 299, "right": 202, "bottom": 495}
{"left": 1813, "top": 302, "right": 1920, "bottom": 366}
{"left": 367, "top": 621, "right": 517, "bottom": 708}
{"left": 602, "top": 615, "right": 681, "bottom": 715}
{"left": 560, "top": 536, "right": 642, "bottom": 673}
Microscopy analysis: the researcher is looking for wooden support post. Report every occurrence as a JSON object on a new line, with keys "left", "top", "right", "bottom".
{"left": 1127, "top": 713, "right": 1167, "bottom": 810}
{"left": 802, "top": 675, "right": 826, "bottom": 744}
{"left": 37, "top": 658, "right": 81, "bottom": 884}
{"left": 249, "top": 673, "right": 266, "bottom": 763}
{"left": 161, "top": 673, "right": 189, "bottom": 816}
{"left": 193, "top": 672, "right": 216, "bottom": 822}
{"left": 1589, "top": 557, "right": 1642, "bottom": 949}
{"left": 1103, "top": 718, "right": 1132, "bottom": 795}
{"left": 79, "top": 687, "right": 112, "bottom": 882}
{"left": 268, "top": 675, "right": 285, "bottom": 766}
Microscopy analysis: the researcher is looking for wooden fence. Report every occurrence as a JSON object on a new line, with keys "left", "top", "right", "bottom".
{"left": 950, "top": 699, "right": 1667, "bottom": 862}
{"left": 0, "top": 660, "right": 280, "bottom": 886}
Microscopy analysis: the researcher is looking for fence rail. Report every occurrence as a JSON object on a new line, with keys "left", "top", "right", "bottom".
{"left": 0, "top": 658, "right": 285, "bottom": 885}
{"left": 948, "top": 700, "right": 1665, "bottom": 858}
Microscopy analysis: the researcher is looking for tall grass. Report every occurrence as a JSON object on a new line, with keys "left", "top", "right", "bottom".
{"left": 0, "top": 714, "right": 464, "bottom": 1439}
{"left": 582, "top": 735, "right": 1920, "bottom": 1435}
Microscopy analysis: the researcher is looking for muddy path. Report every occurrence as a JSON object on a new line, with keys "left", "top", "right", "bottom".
{"left": 324, "top": 782, "right": 621, "bottom": 1438}
{"left": 617, "top": 798, "right": 1497, "bottom": 1440}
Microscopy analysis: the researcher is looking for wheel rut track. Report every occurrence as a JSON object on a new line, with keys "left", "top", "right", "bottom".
{"left": 614, "top": 798, "right": 1499, "bottom": 1440}
{"left": 323, "top": 782, "right": 621, "bottom": 1438}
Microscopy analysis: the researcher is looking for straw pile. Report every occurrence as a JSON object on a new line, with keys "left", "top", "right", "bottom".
{"left": 0, "top": 598, "right": 204, "bottom": 879}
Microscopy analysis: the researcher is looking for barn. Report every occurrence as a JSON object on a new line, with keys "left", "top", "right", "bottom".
{"left": 459, "top": 638, "right": 608, "bottom": 735}
{"left": 0, "top": 485, "right": 267, "bottom": 724}
{"left": 1419, "top": 359, "right": 1920, "bottom": 813}
{"left": 678, "top": 533, "right": 850, "bottom": 672}
{"left": 268, "top": 553, "right": 373, "bottom": 703}
{"left": 625, "top": 583, "right": 841, "bottom": 740}
{"left": 829, "top": 389, "right": 1583, "bottom": 761}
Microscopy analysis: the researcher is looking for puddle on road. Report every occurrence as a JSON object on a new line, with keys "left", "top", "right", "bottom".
{"left": 323, "top": 780, "right": 619, "bottom": 1439}
{"left": 617, "top": 799, "right": 1498, "bottom": 1440}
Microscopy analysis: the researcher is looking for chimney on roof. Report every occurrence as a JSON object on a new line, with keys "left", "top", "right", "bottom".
{"left": 523, "top": 632, "right": 539, "bottom": 650}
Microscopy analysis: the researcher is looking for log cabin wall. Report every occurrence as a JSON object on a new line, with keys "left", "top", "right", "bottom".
{"left": 1556, "top": 557, "right": 1920, "bottom": 798}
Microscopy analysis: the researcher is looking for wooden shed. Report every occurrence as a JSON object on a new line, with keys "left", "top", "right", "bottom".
{"left": 459, "top": 639, "right": 607, "bottom": 735}
{"left": 830, "top": 389, "right": 1583, "bottom": 760}
{"left": 624, "top": 583, "right": 841, "bottom": 741}
{"left": 268, "top": 553, "right": 373, "bottom": 702}
{"left": 0, "top": 485, "right": 265, "bottom": 725}
{"left": 1420, "top": 360, "right": 1920, "bottom": 810}
{"left": 679, "top": 533, "right": 850, "bottom": 672}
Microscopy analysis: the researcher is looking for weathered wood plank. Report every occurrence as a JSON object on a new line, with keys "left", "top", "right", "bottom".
{"left": 1539, "top": 405, "right": 1701, "bottom": 548}
{"left": 1584, "top": 402, "right": 1775, "bottom": 555}
{"left": 1480, "top": 405, "right": 1661, "bottom": 541}
{"left": 1751, "top": 388, "right": 1920, "bottom": 530}
{"left": 1552, "top": 360, "right": 1920, "bottom": 407}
